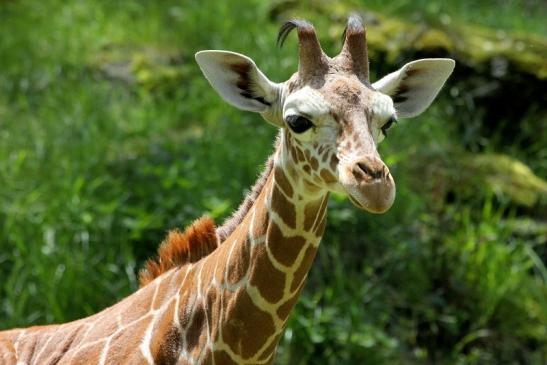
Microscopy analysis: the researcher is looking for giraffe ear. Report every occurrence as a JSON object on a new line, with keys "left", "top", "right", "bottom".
{"left": 372, "top": 59, "right": 455, "bottom": 118}
{"left": 195, "top": 50, "right": 279, "bottom": 113}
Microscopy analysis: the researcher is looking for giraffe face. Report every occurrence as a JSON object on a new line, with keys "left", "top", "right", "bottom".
{"left": 195, "top": 17, "right": 454, "bottom": 213}
{"left": 280, "top": 73, "right": 397, "bottom": 213}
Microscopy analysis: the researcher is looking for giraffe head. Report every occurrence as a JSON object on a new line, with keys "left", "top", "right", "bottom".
{"left": 196, "top": 16, "right": 454, "bottom": 214}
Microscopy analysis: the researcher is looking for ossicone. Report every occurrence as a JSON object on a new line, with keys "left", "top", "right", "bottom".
{"left": 277, "top": 19, "right": 328, "bottom": 80}
{"left": 339, "top": 13, "right": 369, "bottom": 82}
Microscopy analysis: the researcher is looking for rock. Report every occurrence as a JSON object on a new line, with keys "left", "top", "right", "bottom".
{"left": 465, "top": 154, "right": 547, "bottom": 207}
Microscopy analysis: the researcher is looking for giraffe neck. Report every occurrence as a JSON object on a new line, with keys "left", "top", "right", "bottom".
{"left": 209, "top": 130, "right": 329, "bottom": 362}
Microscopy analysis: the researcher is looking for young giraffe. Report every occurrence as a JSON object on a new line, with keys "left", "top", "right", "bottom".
{"left": 0, "top": 16, "right": 454, "bottom": 364}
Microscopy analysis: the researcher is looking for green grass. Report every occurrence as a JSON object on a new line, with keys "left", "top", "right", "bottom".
{"left": 1, "top": 0, "right": 546, "bottom": 363}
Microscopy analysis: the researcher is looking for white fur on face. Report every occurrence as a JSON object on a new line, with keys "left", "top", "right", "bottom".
{"left": 370, "top": 92, "right": 396, "bottom": 143}
{"left": 282, "top": 86, "right": 336, "bottom": 143}
{"left": 283, "top": 86, "right": 330, "bottom": 120}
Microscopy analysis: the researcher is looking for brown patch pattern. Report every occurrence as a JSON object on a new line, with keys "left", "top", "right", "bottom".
{"left": 222, "top": 289, "right": 276, "bottom": 359}
{"left": 267, "top": 224, "right": 307, "bottom": 267}
{"left": 291, "top": 246, "right": 317, "bottom": 292}
{"left": 213, "top": 350, "right": 238, "bottom": 365}
{"left": 103, "top": 316, "right": 153, "bottom": 363}
{"left": 249, "top": 245, "right": 287, "bottom": 303}
{"left": 225, "top": 239, "right": 251, "bottom": 286}
{"left": 150, "top": 301, "right": 181, "bottom": 365}
{"left": 274, "top": 168, "right": 293, "bottom": 197}
{"left": 271, "top": 184, "right": 296, "bottom": 229}
{"left": 186, "top": 302, "right": 206, "bottom": 354}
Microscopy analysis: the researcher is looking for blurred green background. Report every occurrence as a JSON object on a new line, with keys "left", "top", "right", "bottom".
{"left": 1, "top": 0, "right": 546, "bottom": 363}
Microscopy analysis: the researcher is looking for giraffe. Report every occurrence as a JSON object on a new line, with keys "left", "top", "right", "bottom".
{"left": 0, "top": 16, "right": 454, "bottom": 364}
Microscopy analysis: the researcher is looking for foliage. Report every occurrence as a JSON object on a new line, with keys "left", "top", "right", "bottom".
{"left": 0, "top": 0, "right": 545, "bottom": 363}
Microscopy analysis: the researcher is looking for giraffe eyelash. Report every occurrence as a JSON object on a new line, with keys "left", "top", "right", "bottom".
{"left": 380, "top": 116, "right": 397, "bottom": 136}
{"left": 285, "top": 115, "right": 315, "bottom": 134}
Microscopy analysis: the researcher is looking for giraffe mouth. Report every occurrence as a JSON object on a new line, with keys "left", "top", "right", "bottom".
{"left": 345, "top": 181, "right": 396, "bottom": 214}
{"left": 338, "top": 159, "right": 396, "bottom": 214}
{"left": 348, "top": 194, "right": 366, "bottom": 208}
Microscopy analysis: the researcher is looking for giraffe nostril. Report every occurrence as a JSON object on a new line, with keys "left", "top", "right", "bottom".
{"left": 356, "top": 162, "right": 373, "bottom": 177}
{"left": 355, "top": 161, "right": 385, "bottom": 180}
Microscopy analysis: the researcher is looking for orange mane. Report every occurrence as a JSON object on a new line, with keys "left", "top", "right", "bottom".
{"left": 139, "top": 216, "right": 218, "bottom": 286}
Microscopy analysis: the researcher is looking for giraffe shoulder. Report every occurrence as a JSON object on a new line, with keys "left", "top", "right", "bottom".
{"left": 0, "top": 339, "right": 17, "bottom": 364}
{"left": 138, "top": 216, "right": 218, "bottom": 287}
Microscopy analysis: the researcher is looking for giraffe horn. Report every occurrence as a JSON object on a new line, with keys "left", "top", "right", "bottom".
{"left": 277, "top": 19, "right": 328, "bottom": 79}
{"left": 340, "top": 14, "right": 369, "bottom": 82}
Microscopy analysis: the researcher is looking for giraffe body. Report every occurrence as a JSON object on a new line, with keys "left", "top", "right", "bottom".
{"left": 0, "top": 16, "right": 454, "bottom": 364}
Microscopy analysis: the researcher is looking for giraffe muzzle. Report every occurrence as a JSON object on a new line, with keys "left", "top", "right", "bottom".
{"left": 339, "top": 155, "right": 396, "bottom": 214}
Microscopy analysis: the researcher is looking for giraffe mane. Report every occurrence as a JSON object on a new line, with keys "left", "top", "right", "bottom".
{"left": 216, "top": 154, "right": 275, "bottom": 243}
{"left": 139, "top": 216, "right": 218, "bottom": 287}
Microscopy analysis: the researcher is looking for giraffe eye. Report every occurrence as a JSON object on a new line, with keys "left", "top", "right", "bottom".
{"left": 285, "top": 115, "right": 314, "bottom": 134}
{"left": 381, "top": 116, "right": 397, "bottom": 136}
